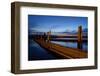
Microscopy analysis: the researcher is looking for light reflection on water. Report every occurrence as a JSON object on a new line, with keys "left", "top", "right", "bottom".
{"left": 28, "top": 39, "right": 88, "bottom": 60}
{"left": 51, "top": 41, "right": 87, "bottom": 51}
{"left": 28, "top": 40, "right": 58, "bottom": 60}
{"left": 53, "top": 38, "right": 87, "bottom": 40}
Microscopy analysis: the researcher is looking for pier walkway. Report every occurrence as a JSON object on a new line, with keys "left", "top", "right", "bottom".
{"left": 34, "top": 39, "right": 87, "bottom": 59}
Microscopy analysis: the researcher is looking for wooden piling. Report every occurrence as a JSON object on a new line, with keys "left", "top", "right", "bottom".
{"left": 47, "top": 31, "right": 51, "bottom": 42}
{"left": 35, "top": 39, "right": 87, "bottom": 58}
{"left": 78, "top": 26, "right": 82, "bottom": 42}
{"left": 78, "top": 26, "right": 82, "bottom": 49}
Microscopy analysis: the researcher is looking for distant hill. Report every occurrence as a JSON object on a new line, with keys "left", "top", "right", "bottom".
{"left": 60, "top": 28, "right": 88, "bottom": 34}
{"left": 29, "top": 28, "right": 88, "bottom": 36}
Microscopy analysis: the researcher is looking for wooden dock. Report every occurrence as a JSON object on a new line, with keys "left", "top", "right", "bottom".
{"left": 34, "top": 39, "right": 87, "bottom": 59}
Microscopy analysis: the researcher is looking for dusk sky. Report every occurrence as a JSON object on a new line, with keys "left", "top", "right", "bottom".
{"left": 28, "top": 15, "right": 88, "bottom": 33}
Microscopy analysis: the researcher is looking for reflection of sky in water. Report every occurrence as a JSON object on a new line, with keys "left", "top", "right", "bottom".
{"left": 51, "top": 41, "right": 87, "bottom": 51}
{"left": 28, "top": 40, "right": 57, "bottom": 60}
{"left": 53, "top": 38, "right": 87, "bottom": 40}
{"left": 28, "top": 40, "right": 87, "bottom": 61}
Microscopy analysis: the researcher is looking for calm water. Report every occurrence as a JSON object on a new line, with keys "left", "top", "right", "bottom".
{"left": 51, "top": 41, "right": 87, "bottom": 51}
{"left": 28, "top": 40, "right": 58, "bottom": 60}
{"left": 53, "top": 38, "right": 87, "bottom": 40}
{"left": 28, "top": 39, "right": 88, "bottom": 60}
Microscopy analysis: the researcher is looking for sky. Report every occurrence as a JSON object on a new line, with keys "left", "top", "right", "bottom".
{"left": 28, "top": 15, "right": 88, "bottom": 33}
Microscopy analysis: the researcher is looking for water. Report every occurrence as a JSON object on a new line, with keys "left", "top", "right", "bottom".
{"left": 51, "top": 41, "right": 87, "bottom": 51}
{"left": 28, "top": 39, "right": 58, "bottom": 60}
{"left": 53, "top": 38, "right": 87, "bottom": 40}
{"left": 28, "top": 39, "right": 88, "bottom": 61}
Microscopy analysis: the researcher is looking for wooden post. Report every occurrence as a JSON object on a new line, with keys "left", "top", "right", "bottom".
{"left": 40, "top": 35, "right": 42, "bottom": 40}
{"left": 47, "top": 31, "right": 51, "bottom": 42}
{"left": 47, "top": 32, "right": 49, "bottom": 41}
{"left": 78, "top": 26, "right": 82, "bottom": 49}
{"left": 78, "top": 26, "right": 82, "bottom": 42}
{"left": 43, "top": 32, "right": 46, "bottom": 41}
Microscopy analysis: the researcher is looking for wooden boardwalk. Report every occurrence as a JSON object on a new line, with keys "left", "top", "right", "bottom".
{"left": 34, "top": 39, "right": 87, "bottom": 59}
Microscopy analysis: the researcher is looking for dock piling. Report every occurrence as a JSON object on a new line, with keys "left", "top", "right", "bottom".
{"left": 78, "top": 26, "right": 82, "bottom": 49}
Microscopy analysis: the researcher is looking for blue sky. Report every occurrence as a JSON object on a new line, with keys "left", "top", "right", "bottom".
{"left": 28, "top": 15, "right": 88, "bottom": 32}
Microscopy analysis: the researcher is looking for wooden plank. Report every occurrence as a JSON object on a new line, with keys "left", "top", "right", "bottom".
{"left": 35, "top": 39, "right": 87, "bottom": 59}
